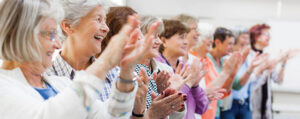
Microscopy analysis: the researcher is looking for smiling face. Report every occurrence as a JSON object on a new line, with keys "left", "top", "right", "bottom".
{"left": 38, "top": 18, "right": 61, "bottom": 69}
{"left": 234, "top": 33, "right": 250, "bottom": 51}
{"left": 200, "top": 36, "right": 214, "bottom": 54}
{"left": 68, "top": 5, "right": 109, "bottom": 57}
{"left": 215, "top": 36, "right": 235, "bottom": 56}
{"left": 186, "top": 22, "right": 200, "bottom": 49}
{"left": 164, "top": 33, "right": 188, "bottom": 57}
{"left": 256, "top": 29, "right": 270, "bottom": 48}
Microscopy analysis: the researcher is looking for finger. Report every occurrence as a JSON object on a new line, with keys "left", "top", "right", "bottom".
{"left": 180, "top": 64, "right": 189, "bottom": 76}
{"left": 145, "top": 21, "right": 161, "bottom": 38}
{"left": 139, "top": 67, "right": 148, "bottom": 80}
{"left": 175, "top": 62, "right": 183, "bottom": 74}
{"left": 128, "top": 29, "right": 140, "bottom": 45}
{"left": 152, "top": 71, "right": 158, "bottom": 82}
{"left": 161, "top": 92, "right": 182, "bottom": 104}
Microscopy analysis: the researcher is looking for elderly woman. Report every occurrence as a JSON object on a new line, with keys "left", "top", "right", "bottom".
{"left": 45, "top": 0, "right": 114, "bottom": 101}
{"left": 103, "top": 7, "right": 186, "bottom": 119}
{"left": 249, "top": 24, "right": 291, "bottom": 119}
{"left": 154, "top": 19, "right": 211, "bottom": 119}
{"left": 0, "top": 0, "right": 160, "bottom": 118}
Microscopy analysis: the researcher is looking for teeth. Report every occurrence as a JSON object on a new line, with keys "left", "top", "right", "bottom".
{"left": 46, "top": 52, "right": 52, "bottom": 56}
{"left": 94, "top": 35, "right": 103, "bottom": 40}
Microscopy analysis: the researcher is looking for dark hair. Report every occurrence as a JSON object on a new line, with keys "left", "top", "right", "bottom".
{"left": 213, "top": 27, "right": 234, "bottom": 47}
{"left": 159, "top": 19, "right": 190, "bottom": 53}
{"left": 101, "top": 6, "right": 137, "bottom": 52}
{"left": 249, "top": 24, "right": 270, "bottom": 47}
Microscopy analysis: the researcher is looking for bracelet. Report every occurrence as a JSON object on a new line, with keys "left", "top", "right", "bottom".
{"left": 132, "top": 111, "right": 144, "bottom": 117}
{"left": 118, "top": 77, "right": 137, "bottom": 84}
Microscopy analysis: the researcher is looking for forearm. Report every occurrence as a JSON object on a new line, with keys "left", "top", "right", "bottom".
{"left": 277, "top": 66, "right": 285, "bottom": 84}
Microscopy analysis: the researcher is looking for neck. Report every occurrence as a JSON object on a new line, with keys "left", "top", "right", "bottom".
{"left": 2, "top": 61, "right": 44, "bottom": 88}
{"left": 163, "top": 50, "right": 179, "bottom": 69}
{"left": 254, "top": 43, "right": 265, "bottom": 51}
{"left": 61, "top": 39, "right": 92, "bottom": 70}
{"left": 211, "top": 48, "right": 223, "bottom": 65}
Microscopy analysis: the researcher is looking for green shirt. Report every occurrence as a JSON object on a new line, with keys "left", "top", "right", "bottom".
{"left": 207, "top": 53, "right": 242, "bottom": 118}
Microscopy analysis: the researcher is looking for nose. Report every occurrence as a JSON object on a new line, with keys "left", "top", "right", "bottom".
{"left": 154, "top": 37, "right": 162, "bottom": 45}
{"left": 53, "top": 38, "right": 62, "bottom": 49}
{"left": 100, "top": 23, "right": 109, "bottom": 34}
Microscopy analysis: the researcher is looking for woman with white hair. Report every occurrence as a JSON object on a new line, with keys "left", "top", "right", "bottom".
{"left": 45, "top": 0, "right": 114, "bottom": 101}
{"left": 0, "top": 0, "right": 159, "bottom": 118}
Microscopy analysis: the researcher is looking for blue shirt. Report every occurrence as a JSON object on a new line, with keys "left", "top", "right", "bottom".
{"left": 232, "top": 59, "right": 251, "bottom": 100}
{"left": 34, "top": 82, "right": 58, "bottom": 100}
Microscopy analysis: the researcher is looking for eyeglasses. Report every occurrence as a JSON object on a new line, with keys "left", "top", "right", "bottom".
{"left": 40, "top": 29, "right": 57, "bottom": 42}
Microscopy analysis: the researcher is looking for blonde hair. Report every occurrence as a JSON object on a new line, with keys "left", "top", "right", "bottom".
{"left": 0, "top": 0, "right": 64, "bottom": 62}
{"left": 172, "top": 14, "right": 199, "bottom": 27}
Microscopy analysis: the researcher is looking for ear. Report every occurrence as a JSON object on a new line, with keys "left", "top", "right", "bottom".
{"left": 160, "top": 37, "right": 167, "bottom": 47}
{"left": 60, "top": 20, "right": 73, "bottom": 36}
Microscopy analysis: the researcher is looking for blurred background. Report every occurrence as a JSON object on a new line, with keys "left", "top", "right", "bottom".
{"left": 112, "top": 0, "right": 300, "bottom": 118}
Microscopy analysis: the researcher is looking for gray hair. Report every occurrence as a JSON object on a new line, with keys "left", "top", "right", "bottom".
{"left": 192, "top": 23, "right": 214, "bottom": 49}
{"left": 0, "top": 0, "right": 64, "bottom": 62}
{"left": 140, "top": 15, "right": 164, "bottom": 35}
{"left": 230, "top": 26, "right": 249, "bottom": 44}
{"left": 59, "top": 0, "right": 109, "bottom": 41}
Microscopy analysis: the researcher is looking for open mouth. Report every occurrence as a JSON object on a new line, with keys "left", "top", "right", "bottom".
{"left": 46, "top": 51, "right": 53, "bottom": 57}
{"left": 94, "top": 35, "right": 104, "bottom": 41}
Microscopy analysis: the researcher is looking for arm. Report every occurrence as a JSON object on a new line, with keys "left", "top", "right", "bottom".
{"left": 190, "top": 86, "right": 209, "bottom": 114}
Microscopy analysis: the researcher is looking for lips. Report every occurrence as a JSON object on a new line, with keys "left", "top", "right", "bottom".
{"left": 46, "top": 51, "right": 54, "bottom": 57}
{"left": 94, "top": 35, "right": 105, "bottom": 41}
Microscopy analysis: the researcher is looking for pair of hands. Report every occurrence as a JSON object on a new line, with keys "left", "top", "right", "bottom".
{"left": 168, "top": 59, "right": 206, "bottom": 91}
{"left": 133, "top": 68, "right": 186, "bottom": 119}
{"left": 90, "top": 15, "right": 161, "bottom": 81}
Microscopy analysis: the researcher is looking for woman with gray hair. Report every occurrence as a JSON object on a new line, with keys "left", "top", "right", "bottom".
{"left": 0, "top": 0, "right": 160, "bottom": 118}
{"left": 44, "top": 0, "right": 113, "bottom": 101}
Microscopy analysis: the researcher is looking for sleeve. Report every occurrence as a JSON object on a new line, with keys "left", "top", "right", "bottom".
{"left": 0, "top": 71, "right": 137, "bottom": 119}
{"left": 190, "top": 86, "right": 210, "bottom": 114}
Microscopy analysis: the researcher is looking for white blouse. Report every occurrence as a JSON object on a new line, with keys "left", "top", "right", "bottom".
{"left": 0, "top": 68, "right": 137, "bottom": 119}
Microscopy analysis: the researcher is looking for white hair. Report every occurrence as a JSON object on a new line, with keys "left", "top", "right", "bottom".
{"left": 192, "top": 22, "right": 214, "bottom": 49}
{"left": 0, "top": 0, "right": 64, "bottom": 62}
{"left": 140, "top": 15, "right": 164, "bottom": 35}
{"left": 59, "top": 0, "right": 109, "bottom": 41}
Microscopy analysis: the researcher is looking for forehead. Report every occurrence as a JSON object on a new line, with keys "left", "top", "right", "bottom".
{"left": 86, "top": 5, "right": 106, "bottom": 18}
{"left": 39, "top": 18, "right": 57, "bottom": 30}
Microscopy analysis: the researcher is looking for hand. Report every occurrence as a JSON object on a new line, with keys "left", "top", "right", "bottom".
{"left": 119, "top": 20, "right": 162, "bottom": 80}
{"left": 168, "top": 62, "right": 190, "bottom": 91}
{"left": 87, "top": 15, "right": 139, "bottom": 80}
{"left": 133, "top": 68, "right": 150, "bottom": 115}
{"left": 185, "top": 59, "right": 206, "bottom": 88}
{"left": 155, "top": 71, "right": 171, "bottom": 93}
{"left": 145, "top": 89, "right": 186, "bottom": 119}
{"left": 222, "top": 52, "right": 243, "bottom": 75}
{"left": 241, "top": 47, "right": 251, "bottom": 63}
{"left": 205, "top": 88, "right": 226, "bottom": 101}
{"left": 249, "top": 53, "right": 268, "bottom": 71}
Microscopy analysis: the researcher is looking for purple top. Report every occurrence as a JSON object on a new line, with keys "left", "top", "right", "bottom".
{"left": 155, "top": 54, "right": 209, "bottom": 119}
{"left": 181, "top": 84, "right": 209, "bottom": 119}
